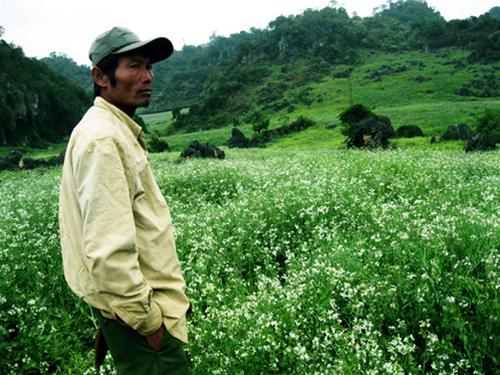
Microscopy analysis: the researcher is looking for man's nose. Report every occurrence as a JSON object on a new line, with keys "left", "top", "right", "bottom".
{"left": 142, "top": 68, "right": 154, "bottom": 83}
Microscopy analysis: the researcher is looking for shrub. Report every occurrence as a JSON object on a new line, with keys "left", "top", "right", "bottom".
{"left": 475, "top": 109, "right": 500, "bottom": 144}
{"left": 332, "top": 67, "right": 353, "bottom": 78}
{"left": 456, "top": 70, "right": 499, "bottom": 98}
{"left": 339, "top": 103, "right": 372, "bottom": 127}
{"left": 0, "top": 150, "right": 22, "bottom": 171}
{"left": 464, "top": 109, "right": 500, "bottom": 152}
{"left": 148, "top": 133, "right": 170, "bottom": 153}
{"left": 252, "top": 116, "right": 270, "bottom": 135}
{"left": 133, "top": 114, "right": 148, "bottom": 133}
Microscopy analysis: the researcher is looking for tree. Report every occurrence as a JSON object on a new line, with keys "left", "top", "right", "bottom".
{"left": 172, "top": 108, "right": 181, "bottom": 120}
{"left": 487, "top": 6, "right": 500, "bottom": 19}
{"left": 465, "top": 15, "right": 500, "bottom": 62}
{"left": 0, "top": 101, "right": 15, "bottom": 145}
{"left": 475, "top": 109, "right": 500, "bottom": 143}
{"left": 148, "top": 133, "right": 169, "bottom": 153}
{"left": 0, "top": 38, "right": 89, "bottom": 145}
{"left": 374, "top": 0, "right": 443, "bottom": 23}
{"left": 133, "top": 114, "right": 148, "bottom": 133}
{"left": 411, "top": 19, "right": 448, "bottom": 50}
{"left": 41, "top": 52, "right": 92, "bottom": 91}
{"left": 250, "top": 112, "right": 270, "bottom": 134}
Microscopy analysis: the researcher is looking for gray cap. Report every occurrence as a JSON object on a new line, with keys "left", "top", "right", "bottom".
{"left": 89, "top": 26, "right": 173, "bottom": 66}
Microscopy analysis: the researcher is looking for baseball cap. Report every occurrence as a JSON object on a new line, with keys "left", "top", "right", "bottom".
{"left": 89, "top": 26, "right": 174, "bottom": 66}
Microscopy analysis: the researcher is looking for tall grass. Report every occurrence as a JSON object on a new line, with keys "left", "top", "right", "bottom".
{"left": 1, "top": 148, "right": 498, "bottom": 374}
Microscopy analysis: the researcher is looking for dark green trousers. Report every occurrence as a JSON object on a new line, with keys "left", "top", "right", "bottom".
{"left": 95, "top": 312, "right": 189, "bottom": 375}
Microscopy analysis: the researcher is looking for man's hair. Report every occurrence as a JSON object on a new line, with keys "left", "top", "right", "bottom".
{"left": 93, "top": 54, "right": 119, "bottom": 97}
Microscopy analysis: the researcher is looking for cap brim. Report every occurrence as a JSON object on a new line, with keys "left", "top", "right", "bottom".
{"left": 113, "top": 37, "right": 174, "bottom": 63}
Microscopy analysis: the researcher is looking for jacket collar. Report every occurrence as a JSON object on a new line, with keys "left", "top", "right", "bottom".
{"left": 94, "top": 96, "right": 146, "bottom": 149}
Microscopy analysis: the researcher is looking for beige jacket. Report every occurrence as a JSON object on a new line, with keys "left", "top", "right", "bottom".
{"left": 59, "top": 97, "right": 190, "bottom": 342}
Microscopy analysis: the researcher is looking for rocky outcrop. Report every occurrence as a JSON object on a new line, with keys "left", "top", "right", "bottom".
{"left": 465, "top": 133, "right": 496, "bottom": 152}
{"left": 395, "top": 125, "right": 424, "bottom": 138}
{"left": 180, "top": 141, "right": 225, "bottom": 160}
{"left": 440, "top": 124, "right": 472, "bottom": 141}
{"left": 228, "top": 128, "right": 250, "bottom": 148}
{"left": 0, "top": 149, "right": 66, "bottom": 171}
{"left": 0, "top": 150, "right": 22, "bottom": 171}
{"left": 21, "top": 150, "right": 65, "bottom": 169}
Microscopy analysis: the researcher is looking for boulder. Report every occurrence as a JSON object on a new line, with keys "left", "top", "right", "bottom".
{"left": 0, "top": 150, "right": 22, "bottom": 171}
{"left": 395, "top": 125, "right": 424, "bottom": 138}
{"left": 465, "top": 133, "right": 497, "bottom": 152}
{"left": 345, "top": 116, "right": 395, "bottom": 149}
{"left": 441, "top": 124, "right": 472, "bottom": 141}
{"left": 228, "top": 128, "right": 250, "bottom": 148}
{"left": 22, "top": 150, "right": 65, "bottom": 170}
{"left": 180, "top": 141, "right": 225, "bottom": 160}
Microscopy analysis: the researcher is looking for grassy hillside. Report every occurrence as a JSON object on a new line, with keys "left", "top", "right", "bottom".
{"left": 2, "top": 49, "right": 497, "bottom": 158}
{"left": 144, "top": 49, "right": 499, "bottom": 152}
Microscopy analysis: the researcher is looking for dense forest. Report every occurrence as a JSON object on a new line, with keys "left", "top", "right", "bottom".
{"left": 41, "top": 53, "right": 92, "bottom": 92}
{"left": 2, "top": 0, "right": 500, "bottom": 145}
{"left": 0, "top": 27, "right": 90, "bottom": 146}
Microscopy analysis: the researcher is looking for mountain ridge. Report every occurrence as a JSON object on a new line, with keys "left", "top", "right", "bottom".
{"left": 2, "top": 1, "right": 499, "bottom": 146}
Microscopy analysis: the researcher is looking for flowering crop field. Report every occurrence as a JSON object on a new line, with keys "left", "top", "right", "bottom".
{"left": 0, "top": 148, "right": 498, "bottom": 374}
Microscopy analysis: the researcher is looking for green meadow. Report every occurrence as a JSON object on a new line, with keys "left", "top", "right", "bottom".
{"left": 0, "top": 49, "right": 499, "bottom": 374}
{"left": 1, "top": 147, "right": 498, "bottom": 374}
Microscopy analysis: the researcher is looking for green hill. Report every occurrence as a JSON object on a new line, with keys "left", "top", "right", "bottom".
{"left": 144, "top": 48, "right": 498, "bottom": 152}
{"left": 2, "top": 0, "right": 499, "bottom": 151}
{"left": 0, "top": 28, "right": 90, "bottom": 147}
{"left": 162, "top": 1, "right": 499, "bottom": 132}
{"left": 41, "top": 52, "right": 92, "bottom": 93}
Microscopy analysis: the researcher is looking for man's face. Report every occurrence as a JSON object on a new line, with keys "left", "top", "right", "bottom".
{"left": 100, "top": 54, "right": 154, "bottom": 114}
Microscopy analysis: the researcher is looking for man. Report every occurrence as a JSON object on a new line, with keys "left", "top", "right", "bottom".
{"left": 59, "top": 27, "right": 191, "bottom": 374}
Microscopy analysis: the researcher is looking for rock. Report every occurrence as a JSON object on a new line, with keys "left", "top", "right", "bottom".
{"left": 345, "top": 116, "right": 395, "bottom": 149}
{"left": 465, "top": 133, "right": 497, "bottom": 152}
{"left": 6, "top": 150, "right": 23, "bottom": 165}
{"left": 228, "top": 127, "right": 250, "bottom": 148}
{"left": 414, "top": 75, "right": 428, "bottom": 83}
{"left": 180, "top": 141, "right": 225, "bottom": 160}
{"left": 21, "top": 149, "right": 66, "bottom": 170}
{"left": 395, "top": 125, "right": 424, "bottom": 138}
{"left": 22, "top": 158, "right": 44, "bottom": 169}
{"left": 0, "top": 150, "right": 22, "bottom": 171}
{"left": 441, "top": 124, "right": 472, "bottom": 141}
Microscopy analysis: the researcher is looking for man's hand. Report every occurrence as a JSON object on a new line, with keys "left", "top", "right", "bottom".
{"left": 145, "top": 324, "right": 165, "bottom": 350}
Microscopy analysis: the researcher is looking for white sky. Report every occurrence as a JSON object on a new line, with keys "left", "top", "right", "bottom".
{"left": 1, "top": 0, "right": 498, "bottom": 66}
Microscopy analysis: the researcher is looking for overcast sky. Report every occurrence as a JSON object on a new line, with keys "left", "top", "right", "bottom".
{"left": 1, "top": 0, "right": 498, "bottom": 66}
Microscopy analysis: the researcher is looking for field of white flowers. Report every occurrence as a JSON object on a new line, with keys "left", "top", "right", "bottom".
{"left": 0, "top": 148, "right": 498, "bottom": 374}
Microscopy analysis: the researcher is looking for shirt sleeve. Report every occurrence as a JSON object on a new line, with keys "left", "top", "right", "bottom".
{"left": 74, "top": 137, "right": 162, "bottom": 336}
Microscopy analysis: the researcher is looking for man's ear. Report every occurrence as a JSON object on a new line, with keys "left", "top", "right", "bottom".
{"left": 92, "top": 67, "right": 108, "bottom": 89}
